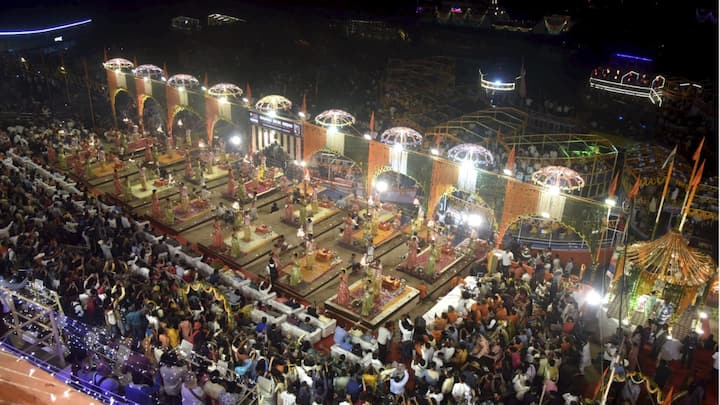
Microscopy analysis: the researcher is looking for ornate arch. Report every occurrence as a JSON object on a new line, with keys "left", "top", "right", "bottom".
{"left": 111, "top": 87, "right": 131, "bottom": 125}
{"left": 435, "top": 185, "right": 497, "bottom": 230}
{"left": 138, "top": 94, "right": 164, "bottom": 133}
{"left": 371, "top": 165, "right": 426, "bottom": 196}
{"left": 500, "top": 214, "right": 592, "bottom": 256}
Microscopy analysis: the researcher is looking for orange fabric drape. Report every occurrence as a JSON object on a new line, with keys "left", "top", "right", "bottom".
{"left": 497, "top": 179, "right": 541, "bottom": 243}
{"left": 205, "top": 96, "right": 219, "bottom": 144}
{"left": 135, "top": 77, "right": 146, "bottom": 133}
{"left": 301, "top": 122, "right": 327, "bottom": 163}
{"left": 427, "top": 159, "right": 459, "bottom": 217}
{"left": 366, "top": 141, "right": 390, "bottom": 193}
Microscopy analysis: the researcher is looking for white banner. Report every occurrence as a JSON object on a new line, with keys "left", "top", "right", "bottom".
{"left": 390, "top": 148, "right": 408, "bottom": 175}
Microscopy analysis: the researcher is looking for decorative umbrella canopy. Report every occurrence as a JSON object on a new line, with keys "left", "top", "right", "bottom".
{"left": 531, "top": 165, "right": 585, "bottom": 190}
{"left": 255, "top": 95, "right": 292, "bottom": 112}
{"left": 626, "top": 230, "right": 715, "bottom": 287}
{"left": 133, "top": 64, "right": 163, "bottom": 79}
{"left": 447, "top": 144, "right": 495, "bottom": 169}
{"left": 314, "top": 109, "right": 355, "bottom": 128}
{"left": 104, "top": 58, "right": 134, "bottom": 71}
{"left": 208, "top": 83, "right": 243, "bottom": 99}
{"left": 379, "top": 127, "right": 423, "bottom": 148}
{"left": 167, "top": 74, "right": 200, "bottom": 90}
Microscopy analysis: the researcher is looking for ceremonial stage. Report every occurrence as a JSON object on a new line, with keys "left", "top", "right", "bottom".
{"left": 222, "top": 226, "right": 278, "bottom": 256}
{"left": 278, "top": 251, "right": 344, "bottom": 297}
{"left": 186, "top": 165, "right": 229, "bottom": 184}
{"left": 130, "top": 181, "right": 174, "bottom": 200}
{"left": 325, "top": 280, "right": 419, "bottom": 329}
{"left": 397, "top": 243, "right": 468, "bottom": 283}
{"left": 157, "top": 151, "right": 186, "bottom": 166}
{"left": 282, "top": 203, "right": 339, "bottom": 227}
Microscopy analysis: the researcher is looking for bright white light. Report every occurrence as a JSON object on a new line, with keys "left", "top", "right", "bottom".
{"left": 503, "top": 168, "right": 512, "bottom": 176}
{"left": 177, "top": 119, "right": 183, "bottom": 127}
{"left": 586, "top": 289, "right": 602, "bottom": 306}
{"left": 242, "top": 97, "right": 248, "bottom": 103}
{"left": 178, "top": 86, "right": 185, "bottom": 92}
{"left": 143, "top": 77, "right": 149, "bottom": 82}
{"left": 201, "top": 86, "right": 207, "bottom": 91}
{"left": 50, "top": 394, "right": 56, "bottom": 402}
{"left": 20, "top": 57, "right": 26, "bottom": 63}
{"left": 699, "top": 311, "right": 708, "bottom": 319}
{"left": 28, "top": 368, "right": 35, "bottom": 377}
{"left": 53, "top": 36, "right": 63, "bottom": 42}
{"left": 327, "top": 125, "right": 338, "bottom": 135}
{"left": 467, "top": 214, "right": 483, "bottom": 227}
{"left": 393, "top": 142, "right": 403, "bottom": 151}
{"left": 461, "top": 159, "right": 474, "bottom": 170}
{"left": 114, "top": 68, "right": 120, "bottom": 73}
{"left": 297, "top": 227, "right": 305, "bottom": 239}
{"left": 198, "top": 141, "right": 206, "bottom": 148}
{"left": 298, "top": 111, "right": 306, "bottom": 118}
{"left": 293, "top": 160, "right": 299, "bottom": 166}
{"left": 495, "top": 80, "right": 501, "bottom": 85}
{"left": 161, "top": 77, "right": 167, "bottom": 81}
{"left": 219, "top": 96, "right": 228, "bottom": 104}
{"left": 547, "top": 186, "right": 560, "bottom": 195}
{"left": 430, "top": 148, "right": 439, "bottom": 156}
{"left": 122, "top": 117, "right": 129, "bottom": 123}
{"left": 0, "top": 18, "right": 92, "bottom": 36}
{"left": 267, "top": 110, "right": 277, "bottom": 117}
{"left": 541, "top": 212, "right": 550, "bottom": 218}
{"left": 229, "top": 135, "right": 241, "bottom": 146}
{"left": 605, "top": 198, "right": 616, "bottom": 207}
{"left": 375, "top": 181, "right": 389, "bottom": 193}
{"left": 300, "top": 160, "right": 306, "bottom": 167}
{"left": 156, "top": 125, "right": 163, "bottom": 132}
{"left": 363, "top": 133, "right": 372, "bottom": 140}
{"left": 231, "top": 201, "right": 240, "bottom": 210}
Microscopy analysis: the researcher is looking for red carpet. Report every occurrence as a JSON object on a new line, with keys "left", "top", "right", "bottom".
{"left": 637, "top": 346, "right": 717, "bottom": 404}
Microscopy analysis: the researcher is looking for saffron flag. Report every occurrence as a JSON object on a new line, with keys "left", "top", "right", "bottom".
{"left": 608, "top": 171, "right": 619, "bottom": 197}
{"left": 162, "top": 63, "right": 168, "bottom": 79}
{"left": 245, "top": 82, "right": 252, "bottom": 100}
{"left": 693, "top": 137, "right": 705, "bottom": 161}
{"left": 628, "top": 176, "right": 641, "bottom": 199}
{"left": 203, "top": 72, "right": 208, "bottom": 89}
{"left": 369, "top": 111, "right": 375, "bottom": 134}
{"left": 103, "top": 48, "right": 108, "bottom": 62}
{"left": 301, "top": 94, "right": 307, "bottom": 115}
{"left": 692, "top": 160, "right": 705, "bottom": 186}
{"left": 133, "top": 56, "right": 138, "bottom": 67}
{"left": 661, "top": 387, "right": 674, "bottom": 405}
{"left": 505, "top": 145, "right": 516, "bottom": 173}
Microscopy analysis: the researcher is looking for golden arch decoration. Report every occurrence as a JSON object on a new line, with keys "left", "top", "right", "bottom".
{"left": 309, "top": 147, "right": 366, "bottom": 189}
{"left": 500, "top": 214, "right": 593, "bottom": 257}
{"left": 138, "top": 94, "right": 165, "bottom": 133}
{"left": 370, "top": 165, "right": 426, "bottom": 197}
{"left": 435, "top": 185, "right": 497, "bottom": 230}
{"left": 182, "top": 281, "right": 234, "bottom": 329}
{"left": 209, "top": 116, "right": 237, "bottom": 146}
{"left": 111, "top": 87, "right": 131, "bottom": 124}
{"left": 169, "top": 104, "right": 204, "bottom": 138}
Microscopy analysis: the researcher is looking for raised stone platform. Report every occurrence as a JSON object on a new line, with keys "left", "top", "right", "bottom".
{"left": 325, "top": 280, "right": 419, "bottom": 330}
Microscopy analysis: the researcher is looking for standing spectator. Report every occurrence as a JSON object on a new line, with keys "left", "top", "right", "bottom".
{"left": 377, "top": 321, "right": 393, "bottom": 363}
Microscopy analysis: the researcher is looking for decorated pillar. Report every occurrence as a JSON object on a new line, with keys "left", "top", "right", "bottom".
{"left": 366, "top": 141, "right": 390, "bottom": 196}
{"left": 134, "top": 76, "right": 147, "bottom": 134}
{"left": 166, "top": 85, "right": 181, "bottom": 139}
{"left": 497, "top": 179, "right": 541, "bottom": 243}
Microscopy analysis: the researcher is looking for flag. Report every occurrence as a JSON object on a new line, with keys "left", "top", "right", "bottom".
{"left": 245, "top": 82, "right": 252, "bottom": 99}
{"left": 593, "top": 366, "right": 609, "bottom": 399}
{"left": 628, "top": 176, "right": 641, "bottom": 199}
{"left": 369, "top": 111, "right": 375, "bottom": 134}
{"left": 505, "top": 145, "right": 516, "bottom": 172}
{"left": 693, "top": 137, "right": 705, "bottom": 161}
{"left": 162, "top": 63, "right": 168, "bottom": 79}
{"left": 133, "top": 56, "right": 138, "bottom": 67}
{"left": 496, "top": 127, "right": 502, "bottom": 143}
{"left": 692, "top": 159, "right": 705, "bottom": 186}
{"left": 301, "top": 94, "right": 307, "bottom": 115}
{"left": 607, "top": 171, "right": 619, "bottom": 197}
{"left": 661, "top": 145, "right": 677, "bottom": 169}
{"left": 203, "top": 72, "right": 208, "bottom": 89}
{"left": 103, "top": 48, "right": 108, "bottom": 62}
{"left": 661, "top": 387, "right": 674, "bottom": 405}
